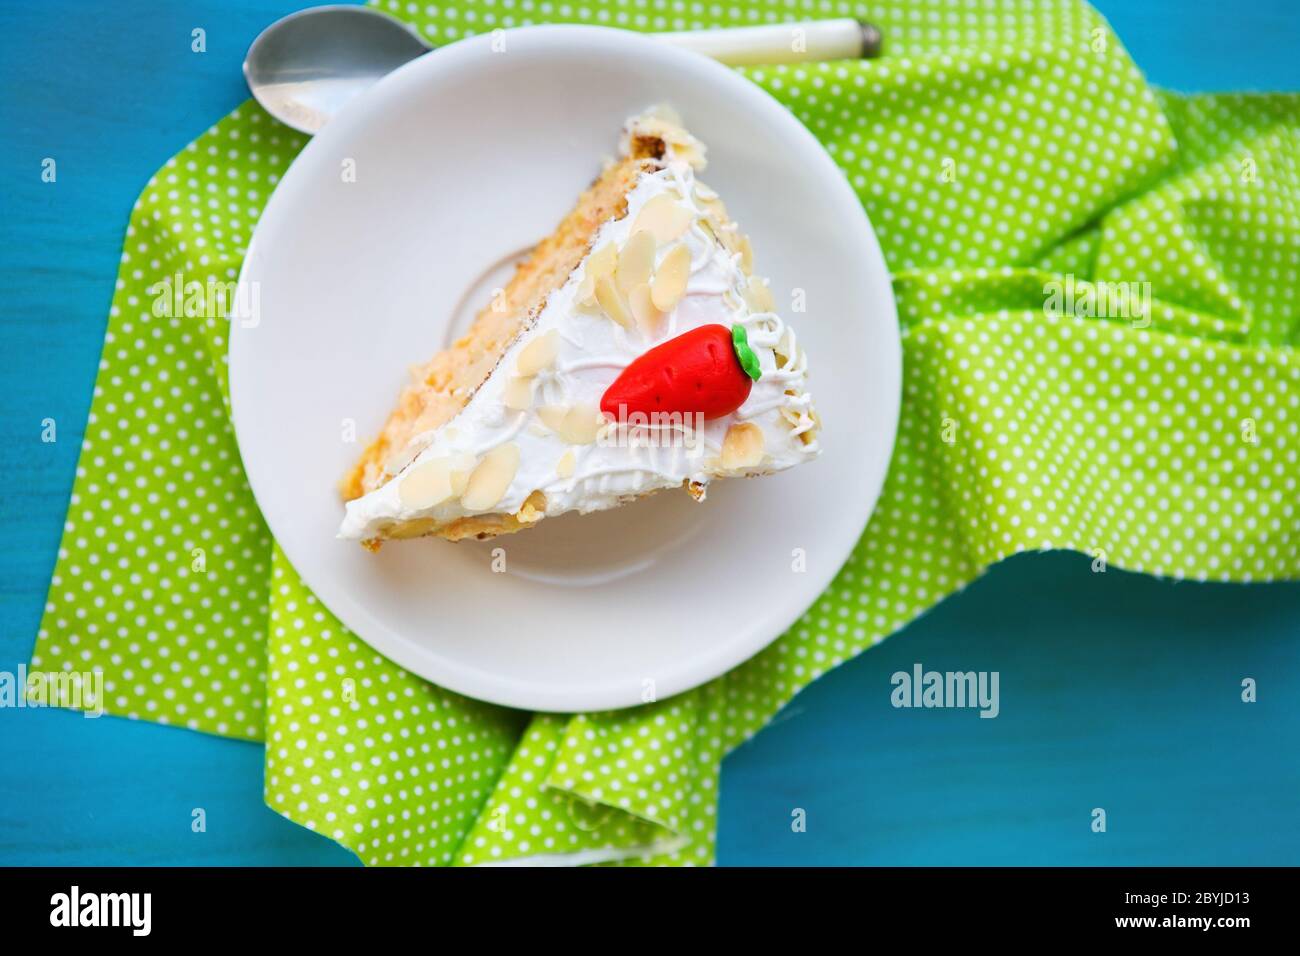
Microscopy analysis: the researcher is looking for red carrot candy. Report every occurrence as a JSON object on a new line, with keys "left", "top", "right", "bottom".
{"left": 600, "top": 323, "right": 762, "bottom": 421}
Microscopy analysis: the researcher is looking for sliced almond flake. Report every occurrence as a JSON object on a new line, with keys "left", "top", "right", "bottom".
{"left": 699, "top": 195, "right": 729, "bottom": 223}
{"left": 502, "top": 376, "right": 534, "bottom": 410}
{"left": 672, "top": 142, "right": 705, "bottom": 169}
{"left": 616, "top": 230, "right": 656, "bottom": 297}
{"left": 629, "top": 283, "right": 665, "bottom": 338}
{"left": 398, "top": 457, "right": 455, "bottom": 510}
{"left": 595, "top": 276, "right": 633, "bottom": 328}
{"left": 460, "top": 443, "right": 520, "bottom": 511}
{"left": 632, "top": 193, "right": 693, "bottom": 243}
{"left": 574, "top": 293, "right": 604, "bottom": 316}
{"left": 744, "top": 275, "right": 775, "bottom": 313}
{"left": 558, "top": 405, "right": 606, "bottom": 445}
{"left": 448, "top": 452, "right": 477, "bottom": 497}
{"left": 537, "top": 405, "right": 569, "bottom": 433}
{"left": 720, "top": 422, "right": 766, "bottom": 469}
{"left": 693, "top": 181, "right": 718, "bottom": 202}
{"left": 651, "top": 243, "right": 691, "bottom": 312}
{"left": 516, "top": 329, "right": 559, "bottom": 376}
{"left": 738, "top": 234, "right": 754, "bottom": 274}
{"left": 586, "top": 241, "right": 617, "bottom": 281}
{"left": 580, "top": 242, "right": 615, "bottom": 305}
{"left": 556, "top": 449, "right": 576, "bottom": 479}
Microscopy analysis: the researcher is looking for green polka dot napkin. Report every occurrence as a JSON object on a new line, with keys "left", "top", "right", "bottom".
{"left": 33, "top": 0, "right": 1300, "bottom": 865}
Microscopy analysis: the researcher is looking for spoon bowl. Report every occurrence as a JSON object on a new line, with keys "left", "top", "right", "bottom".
{"left": 244, "top": 4, "right": 432, "bottom": 134}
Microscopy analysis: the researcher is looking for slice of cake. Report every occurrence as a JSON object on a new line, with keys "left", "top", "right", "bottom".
{"left": 339, "top": 108, "right": 820, "bottom": 546}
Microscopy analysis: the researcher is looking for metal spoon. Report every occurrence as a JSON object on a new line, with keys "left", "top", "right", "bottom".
{"left": 244, "top": 5, "right": 883, "bottom": 135}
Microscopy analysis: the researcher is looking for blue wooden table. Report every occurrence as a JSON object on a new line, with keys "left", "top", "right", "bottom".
{"left": 1, "top": 1, "right": 1297, "bottom": 866}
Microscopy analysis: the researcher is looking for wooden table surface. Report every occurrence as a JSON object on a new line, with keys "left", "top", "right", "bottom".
{"left": 1, "top": 0, "right": 1297, "bottom": 866}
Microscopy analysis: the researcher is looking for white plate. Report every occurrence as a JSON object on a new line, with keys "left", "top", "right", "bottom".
{"left": 230, "top": 25, "right": 900, "bottom": 712}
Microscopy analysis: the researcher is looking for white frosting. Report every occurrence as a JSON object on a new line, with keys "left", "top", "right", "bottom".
{"left": 339, "top": 123, "right": 819, "bottom": 541}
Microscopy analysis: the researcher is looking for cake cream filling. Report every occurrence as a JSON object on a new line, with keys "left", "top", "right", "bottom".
{"left": 339, "top": 147, "right": 818, "bottom": 541}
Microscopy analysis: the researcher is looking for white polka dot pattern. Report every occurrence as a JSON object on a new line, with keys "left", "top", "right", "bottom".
{"left": 32, "top": 1, "right": 1300, "bottom": 866}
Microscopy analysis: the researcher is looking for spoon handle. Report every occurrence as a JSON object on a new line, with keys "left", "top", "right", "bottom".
{"left": 655, "top": 18, "right": 882, "bottom": 66}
